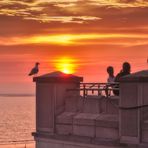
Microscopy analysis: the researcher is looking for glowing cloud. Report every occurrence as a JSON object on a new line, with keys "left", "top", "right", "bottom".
{"left": 1, "top": 33, "right": 148, "bottom": 46}
{"left": 24, "top": 16, "right": 101, "bottom": 23}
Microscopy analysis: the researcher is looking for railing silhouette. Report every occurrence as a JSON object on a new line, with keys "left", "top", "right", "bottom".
{"left": 67, "top": 82, "right": 148, "bottom": 111}
{"left": 67, "top": 82, "right": 119, "bottom": 98}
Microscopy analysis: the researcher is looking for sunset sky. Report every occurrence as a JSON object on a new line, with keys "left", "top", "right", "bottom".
{"left": 0, "top": 0, "right": 148, "bottom": 94}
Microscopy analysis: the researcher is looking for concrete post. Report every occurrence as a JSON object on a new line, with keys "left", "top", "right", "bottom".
{"left": 33, "top": 71, "right": 83, "bottom": 134}
{"left": 119, "top": 70, "right": 148, "bottom": 144}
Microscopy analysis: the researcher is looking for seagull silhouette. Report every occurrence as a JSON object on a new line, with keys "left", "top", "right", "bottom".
{"left": 28, "top": 62, "right": 40, "bottom": 76}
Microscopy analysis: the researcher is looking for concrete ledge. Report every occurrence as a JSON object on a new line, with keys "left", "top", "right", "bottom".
{"left": 56, "top": 112, "right": 77, "bottom": 124}
{"left": 56, "top": 112, "right": 77, "bottom": 135}
{"left": 93, "top": 138, "right": 120, "bottom": 147}
{"left": 96, "top": 114, "right": 119, "bottom": 128}
{"left": 108, "top": 96, "right": 120, "bottom": 100}
{"left": 56, "top": 124, "right": 73, "bottom": 135}
{"left": 34, "top": 134, "right": 122, "bottom": 148}
{"left": 73, "top": 113, "right": 100, "bottom": 138}
{"left": 73, "top": 125, "right": 96, "bottom": 137}
{"left": 65, "top": 94, "right": 83, "bottom": 112}
{"left": 96, "top": 114, "right": 119, "bottom": 140}
{"left": 96, "top": 126, "right": 119, "bottom": 140}
{"left": 73, "top": 113, "right": 100, "bottom": 126}
{"left": 56, "top": 113, "right": 119, "bottom": 139}
{"left": 106, "top": 97, "right": 119, "bottom": 114}
{"left": 82, "top": 96, "right": 102, "bottom": 114}
{"left": 82, "top": 96, "right": 119, "bottom": 115}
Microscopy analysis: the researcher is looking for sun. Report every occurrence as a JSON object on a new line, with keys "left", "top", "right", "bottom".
{"left": 54, "top": 57, "right": 77, "bottom": 74}
{"left": 62, "top": 68, "right": 71, "bottom": 74}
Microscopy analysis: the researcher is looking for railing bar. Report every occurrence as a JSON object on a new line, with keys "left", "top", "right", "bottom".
{"left": 80, "top": 82, "right": 119, "bottom": 85}
{"left": 67, "top": 88, "right": 119, "bottom": 91}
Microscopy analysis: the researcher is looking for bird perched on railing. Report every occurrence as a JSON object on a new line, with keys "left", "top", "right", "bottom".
{"left": 28, "top": 62, "right": 40, "bottom": 76}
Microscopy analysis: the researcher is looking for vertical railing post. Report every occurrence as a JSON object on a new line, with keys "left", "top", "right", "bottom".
{"left": 83, "top": 84, "right": 86, "bottom": 98}
{"left": 98, "top": 84, "right": 100, "bottom": 96}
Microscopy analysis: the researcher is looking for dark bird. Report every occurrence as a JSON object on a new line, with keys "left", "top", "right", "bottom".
{"left": 28, "top": 62, "right": 40, "bottom": 76}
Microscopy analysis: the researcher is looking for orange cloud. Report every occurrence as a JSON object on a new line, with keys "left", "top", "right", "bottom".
{"left": 1, "top": 33, "right": 148, "bottom": 47}
{"left": 1, "top": 0, "right": 148, "bottom": 24}
{"left": 24, "top": 16, "right": 101, "bottom": 23}
{"left": 89, "top": 0, "right": 148, "bottom": 8}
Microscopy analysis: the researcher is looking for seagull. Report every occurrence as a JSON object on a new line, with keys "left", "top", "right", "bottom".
{"left": 28, "top": 62, "right": 40, "bottom": 76}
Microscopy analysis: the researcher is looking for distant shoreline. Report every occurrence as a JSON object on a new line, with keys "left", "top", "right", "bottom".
{"left": 0, "top": 94, "right": 35, "bottom": 97}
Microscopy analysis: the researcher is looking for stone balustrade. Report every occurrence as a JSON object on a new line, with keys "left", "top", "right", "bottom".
{"left": 32, "top": 70, "right": 148, "bottom": 148}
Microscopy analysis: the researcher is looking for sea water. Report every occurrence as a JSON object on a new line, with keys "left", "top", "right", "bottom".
{"left": 0, "top": 96, "right": 35, "bottom": 147}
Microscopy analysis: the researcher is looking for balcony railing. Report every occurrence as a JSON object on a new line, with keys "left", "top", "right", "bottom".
{"left": 67, "top": 82, "right": 119, "bottom": 98}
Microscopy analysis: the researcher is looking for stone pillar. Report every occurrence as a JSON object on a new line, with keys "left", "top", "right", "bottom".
{"left": 119, "top": 70, "right": 148, "bottom": 144}
{"left": 33, "top": 71, "right": 83, "bottom": 134}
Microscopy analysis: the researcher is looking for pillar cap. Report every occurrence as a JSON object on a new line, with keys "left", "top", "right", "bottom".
{"left": 120, "top": 70, "right": 148, "bottom": 82}
{"left": 33, "top": 71, "right": 83, "bottom": 83}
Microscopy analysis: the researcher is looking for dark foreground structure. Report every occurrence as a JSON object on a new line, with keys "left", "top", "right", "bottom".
{"left": 32, "top": 70, "right": 148, "bottom": 148}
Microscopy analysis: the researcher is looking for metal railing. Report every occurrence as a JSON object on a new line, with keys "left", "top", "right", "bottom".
{"left": 67, "top": 82, "right": 148, "bottom": 112}
{"left": 67, "top": 82, "right": 119, "bottom": 98}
